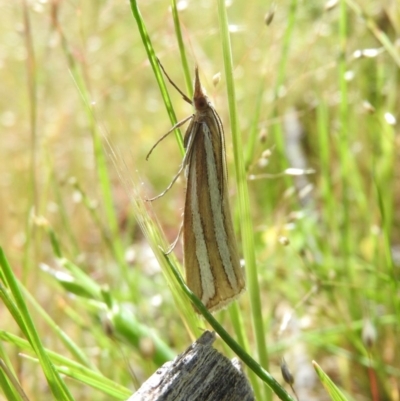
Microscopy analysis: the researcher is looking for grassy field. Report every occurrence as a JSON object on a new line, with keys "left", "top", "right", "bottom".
{"left": 0, "top": 0, "right": 399, "bottom": 400}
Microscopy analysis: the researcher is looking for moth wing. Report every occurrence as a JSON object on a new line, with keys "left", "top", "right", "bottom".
{"left": 183, "top": 117, "right": 245, "bottom": 312}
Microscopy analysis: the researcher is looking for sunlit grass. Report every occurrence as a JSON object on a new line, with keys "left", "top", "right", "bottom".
{"left": 0, "top": 0, "right": 399, "bottom": 400}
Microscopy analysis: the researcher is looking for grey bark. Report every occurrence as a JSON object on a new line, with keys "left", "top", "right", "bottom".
{"left": 128, "top": 330, "right": 254, "bottom": 401}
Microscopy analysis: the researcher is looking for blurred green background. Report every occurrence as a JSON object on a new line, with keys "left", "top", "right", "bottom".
{"left": 0, "top": 0, "right": 399, "bottom": 400}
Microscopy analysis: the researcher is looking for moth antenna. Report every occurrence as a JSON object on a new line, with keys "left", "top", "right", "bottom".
{"left": 157, "top": 58, "right": 192, "bottom": 104}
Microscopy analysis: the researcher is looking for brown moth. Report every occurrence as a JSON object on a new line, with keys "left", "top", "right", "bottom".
{"left": 147, "top": 65, "right": 245, "bottom": 312}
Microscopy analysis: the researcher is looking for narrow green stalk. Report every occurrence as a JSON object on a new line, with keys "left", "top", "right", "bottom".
{"left": 345, "top": 0, "right": 400, "bottom": 68}
{"left": 338, "top": 0, "right": 351, "bottom": 265}
{"left": 57, "top": 22, "right": 129, "bottom": 282}
{"left": 0, "top": 248, "right": 74, "bottom": 401}
{"left": 0, "top": 332, "right": 132, "bottom": 399}
{"left": 316, "top": 101, "right": 338, "bottom": 266}
{"left": 20, "top": 282, "right": 98, "bottom": 371}
{"left": 45, "top": 224, "right": 177, "bottom": 366}
{"left": 374, "top": 174, "right": 397, "bottom": 306}
{"left": 110, "top": 303, "right": 176, "bottom": 365}
{"left": 313, "top": 362, "right": 349, "bottom": 401}
{"left": 21, "top": 0, "right": 37, "bottom": 290}
{"left": 271, "top": 0, "right": 298, "bottom": 171}
{"left": 69, "top": 180, "right": 122, "bottom": 264}
{"left": 107, "top": 140, "right": 202, "bottom": 340}
{"left": 163, "top": 254, "right": 295, "bottom": 401}
{"left": 47, "top": 157, "right": 80, "bottom": 255}
{"left": 216, "top": 2, "right": 270, "bottom": 400}
{"left": 130, "top": 0, "right": 184, "bottom": 155}
{"left": 229, "top": 303, "right": 261, "bottom": 399}
{"left": 228, "top": 303, "right": 248, "bottom": 353}
{"left": 0, "top": 358, "right": 27, "bottom": 401}
{"left": 170, "top": 0, "right": 193, "bottom": 97}
{"left": 273, "top": 0, "right": 297, "bottom": 103}
{"left": 244, "top": 81, "right": 264, "bottom": 170}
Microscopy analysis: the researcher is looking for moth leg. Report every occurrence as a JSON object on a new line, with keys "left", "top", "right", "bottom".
{"left": 145, "top": 161, "right": 186, "bottom": 201}
{"left": 164, "top": 219, "right": 184, "bottom": 255}
{"left": 146, "top": 115, "right": 192, "bottom": 160}
{"left": 146, "top": 124, "right": 197, "bottom": 201}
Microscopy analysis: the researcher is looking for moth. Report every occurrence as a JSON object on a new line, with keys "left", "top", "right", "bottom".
{"left": 147, "top": 64, "right": 245, "bottom": 312}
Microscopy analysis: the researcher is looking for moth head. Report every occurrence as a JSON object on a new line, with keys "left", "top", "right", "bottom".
{"left": 193, "top": 66, "right": 209, "bottom": 112}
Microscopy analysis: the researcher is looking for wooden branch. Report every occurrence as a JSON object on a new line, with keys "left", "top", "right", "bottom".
{"left": 128, "top": 330, "right": 254, "bottom": 401}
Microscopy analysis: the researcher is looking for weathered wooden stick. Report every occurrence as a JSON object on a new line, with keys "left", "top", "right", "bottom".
{"left": 127, "top": 330, "right": 254, "bottom": 401}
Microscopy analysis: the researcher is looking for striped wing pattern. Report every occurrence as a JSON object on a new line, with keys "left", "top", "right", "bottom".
{"left": 183, "top": 77, "right": 245, "bottom": 312}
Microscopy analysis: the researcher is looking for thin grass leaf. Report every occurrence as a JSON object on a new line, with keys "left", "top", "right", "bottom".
{"left": 170, "top": 0, "right": 192, "bottom": 97}
{"left": 0, "top": 359, "right": 29, "bottom": 401}
{"left": 41, "top": 251, "right": 177, "bottom": 366}
{"left": 56, "top": 16, "right": 129, "bottom": 282}
{"left": 129, "top": 0, "right": 184, "bottom": 154}
{"left": 0, "top": 248, "right": 74, "bottom": 401}
{"left": 313, "top": 361, "right": 349, "bottom": 401}
{"left": 216, "top": 1, "right": 268, "bottom": 400}
{"left": 162, "top": 253, "right": 295, "bottom": 401}
{"left": 19, "top": 278, "right": 99, "bottom": 371}
{"left": 0, "top": 331, "right": 131, "bottom": 400}
{"left": 345, "top": 0, "right": 400, "bottom": 68}
{"left": 107, "top": 141, "right": 202, "bottom": 339}
{"left": 109, "top": 302, "right": 176, "bottom": 366}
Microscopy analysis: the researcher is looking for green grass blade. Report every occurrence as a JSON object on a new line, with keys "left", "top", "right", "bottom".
{"left": 170, "top": 0, "right": 192, "bottom": 97}
{"left": 0, "top": 248, "right": 74, "bottom": 401}
{"left": 57, "top": 22, "right": 129, "bottom": 282}
{"left": 0, "top": 359, "right": 27, "bottom": 401}
{"left": 0, "top": 332, "right": 131, "bottom": 400}
{"left": 313, "top": 361, "right": 349, "bottom": 401}
{"left": 346, "top": 0, "right": 400, "bottom": 68}
{"left": 163, "top": 253, "right": 295, "bottom": 401}
{"left": 19, "top": 280, "right": 98, "bottom": 371}
{"left": 129, "top": 0, "right": 184, "bottom": 154}
{"left": 216, "top": 1, "right": 270, "bottom": 400}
